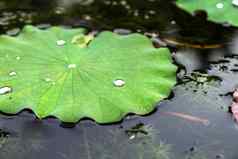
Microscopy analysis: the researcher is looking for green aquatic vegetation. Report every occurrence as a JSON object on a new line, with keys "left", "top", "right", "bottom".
{"left": 0, "top": 25, "right": 177, "bottom": 123}
{"left": 176, "top": 0, "right": 238, "bottom": 26}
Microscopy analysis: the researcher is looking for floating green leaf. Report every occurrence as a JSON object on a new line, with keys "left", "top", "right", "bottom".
{"left": 0, "top": 25, "right": 177, "bottom": 123}
{"left": 176, "top": 0, "right": 238, "bottom": 26}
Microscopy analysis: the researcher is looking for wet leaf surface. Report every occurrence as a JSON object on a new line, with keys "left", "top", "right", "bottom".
{"left": 0, "top": 25, "right": 176, "bottom": 123}
{"left": 0, "top": 0, "right": 237, "bottom": 159}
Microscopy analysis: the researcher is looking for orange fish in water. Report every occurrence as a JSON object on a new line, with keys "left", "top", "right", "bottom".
{"left": 162, "top": 111, "right": 210, "bottom": 126}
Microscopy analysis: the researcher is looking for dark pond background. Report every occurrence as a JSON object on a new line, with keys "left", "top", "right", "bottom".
{"left": 0, "top": 0, "right": 238, "bottom": 159}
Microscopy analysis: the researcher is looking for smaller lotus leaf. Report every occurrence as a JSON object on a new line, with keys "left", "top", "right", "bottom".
{"left": 176, "top": 0, "right": 238, "bottom": 26}
{"left": 0, "top": 26, "right": 177, "bottom": 123}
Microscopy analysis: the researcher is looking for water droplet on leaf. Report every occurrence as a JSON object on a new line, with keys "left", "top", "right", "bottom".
{"left": 113, "top": 79, "right": 125, "bottom": 87}
{"left": 44, "top": 78, "right": 52, "bottom": 82}
{"left": 232, "top": 0, "right": 238, "bottom": 7}
{"left": 216, "top": 3, "right": 224, "bottom": 9}
{"left": 9, "top": 72, "right": 17, "bottom": 76}
{"left": 0, "top": 86, "right": 12, "bottom": 95}
{"left": 56, "top": 40, "right": 66, "bottom": 46}
{"left": 68, "top": 64, "right": 76, "bottom": 69}
{"left": 16, "top": 56, "right": 21, "bottom": 60}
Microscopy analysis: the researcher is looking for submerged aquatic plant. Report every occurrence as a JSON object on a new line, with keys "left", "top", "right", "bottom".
{"left": 176, "top": 0, "right": 238, "bottom": 26}
{"left": 0, "top": 25, "right": 177, "bottom": 123}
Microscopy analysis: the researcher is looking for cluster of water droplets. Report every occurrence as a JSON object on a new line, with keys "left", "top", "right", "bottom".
{"left": 0, "top": 54, "right": 23, "bottom": 95}
{"left": 56, "top": 38, "right": 126, "bottom": 88}
{"left": 0, "top": 32, "right": 128, "bottom": 97}
{"left": 56, "top": 39, "right": 77, "bottom": 70}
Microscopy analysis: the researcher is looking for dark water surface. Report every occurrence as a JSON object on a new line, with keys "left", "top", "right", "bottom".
{"left": 0, "top": 0, "right": 238, "bottom": 159}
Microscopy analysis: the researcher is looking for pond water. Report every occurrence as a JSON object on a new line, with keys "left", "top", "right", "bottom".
{"left": 0, "top": 0, "right": 238, "bottom": 159}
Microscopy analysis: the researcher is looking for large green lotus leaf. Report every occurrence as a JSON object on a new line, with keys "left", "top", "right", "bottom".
{"left": 176, "top": 0, "right": 238, "bottom": 26}
{"left": 0, "top": 25, "right": 177, "bottom": 123}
